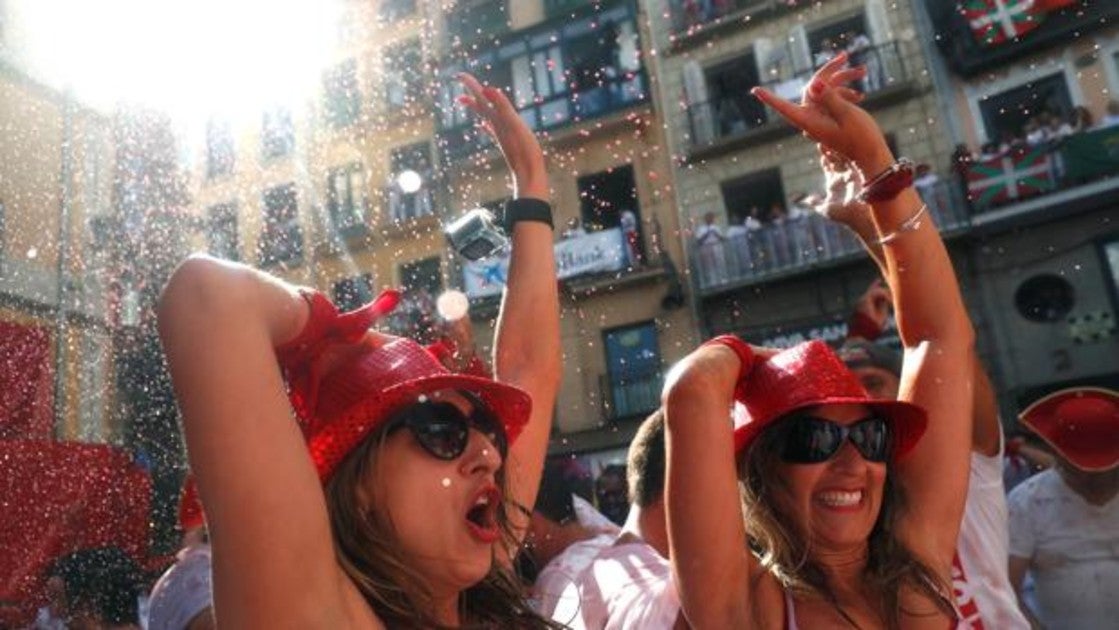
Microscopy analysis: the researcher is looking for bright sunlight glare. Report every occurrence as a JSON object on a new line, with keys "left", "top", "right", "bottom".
{"left": 9, "top": 0, "right": 341, "bottom": 122}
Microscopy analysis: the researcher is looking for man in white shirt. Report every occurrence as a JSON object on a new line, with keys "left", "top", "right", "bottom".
{"left": 529, "top": 461, "right": 620, "bottom": 624}
{"left": 1008, "top": 387, "right": 1119, "bottom": 630}
{"left": 563, "top": 411, "right": 686, "bottom": 630}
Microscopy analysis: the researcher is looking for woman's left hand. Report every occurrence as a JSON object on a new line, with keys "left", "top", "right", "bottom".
{"left": 752, "top": 52, "right": 892, "bottom": 174}
{"left": 457, "top": 73, "right": 548, "bottom": 199}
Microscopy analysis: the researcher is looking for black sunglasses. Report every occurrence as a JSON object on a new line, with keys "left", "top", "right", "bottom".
{"left": 778, "top": 414, "right": 891, "bottom": 464}
{"left": 387, "top": 392, "right": 508, "bottom": 461}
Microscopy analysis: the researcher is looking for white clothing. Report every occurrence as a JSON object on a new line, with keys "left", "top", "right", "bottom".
{"left": 569, "top": 537, "right": 680, "bottom": 630}
{"left": 146, "top": 544, "right": 213, "bottom": 630}
{"left": 1008, "top": 469, "right": 1119, "bottom": 630}
{"left": 534, "top": 532, "right": 618, "bottom": 625}
{"left": 574, "top": 494, "right": 623, "bottom": 536}
{"left": 726, "top": 224, "right": 748, "bottom": 239}
{"left": 953, "top": 447, "right": 1030, "bottom": 629}
{"left": 694, "top": 222, "right": 724, "bottom": 245}
{"left": 1100, "top": 114, "right": 1119, "bottom": 128}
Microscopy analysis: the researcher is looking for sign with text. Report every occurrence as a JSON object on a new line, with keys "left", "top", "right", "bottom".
{"left": 462, "top": 228, "right": 628, "bottom": 298}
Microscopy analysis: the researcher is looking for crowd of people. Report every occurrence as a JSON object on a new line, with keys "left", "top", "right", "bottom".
{"left": 22, "top": 54, "right": 1118, "bottom": 630}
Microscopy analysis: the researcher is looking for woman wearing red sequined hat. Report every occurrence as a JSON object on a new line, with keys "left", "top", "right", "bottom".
{"left": 662, "top": 52, "right": 977, "bottom": 629}
{"left": 157, "top": 73, "right": 563, "bottom": 629}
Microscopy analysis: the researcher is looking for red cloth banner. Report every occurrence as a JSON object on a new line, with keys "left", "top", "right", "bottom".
{"left": 0, "top": 321, "right": 54, "bottom": 440}
{"left": 0, "top": 441, "right": 151, "bottom": 627}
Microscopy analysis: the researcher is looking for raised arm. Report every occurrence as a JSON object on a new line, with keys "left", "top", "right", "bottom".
{"left": 755, "top": 52, "right": 976, "bottom": 569}
{"left": 456, "top": 74, "right": 562, "bottom": 540}
{"left": 820, "top": 149, "right": 1000, "bottom": 457}
{"left": 662, "top": 342, "right": 756, "bottom": 629}
{"left": 157, "top": 257, "right": 366, "bottom": 628}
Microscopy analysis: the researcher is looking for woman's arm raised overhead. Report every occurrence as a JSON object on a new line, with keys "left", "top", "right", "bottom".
{"left": 755, "top": 52, "right": 976, "bottom": 569}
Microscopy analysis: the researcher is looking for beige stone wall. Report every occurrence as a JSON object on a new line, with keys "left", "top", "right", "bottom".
{"left": 648, "top": 0, "right": 953, "bottom": 231}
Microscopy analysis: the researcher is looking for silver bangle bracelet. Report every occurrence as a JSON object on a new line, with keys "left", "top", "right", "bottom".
{"left": 877, "top": 203, "right": 928, "bottom": 245}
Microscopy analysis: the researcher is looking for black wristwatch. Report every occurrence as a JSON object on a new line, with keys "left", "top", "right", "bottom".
{"left": 500, "top": 198, "right": 553, "bottom": 234}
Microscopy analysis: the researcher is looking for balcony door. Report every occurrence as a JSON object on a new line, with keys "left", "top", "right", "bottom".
{"left": 603, "top": 322, "right": 661, "bottom": 420}
{"left": 578, "top": 164, "right": 643, "bottom": 265}
{"left": 979, "top": 73, "right": 1073, "bottom": 144}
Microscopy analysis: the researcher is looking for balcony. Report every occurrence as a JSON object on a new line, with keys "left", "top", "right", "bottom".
{"left": 690, "top": 181, "right": 970, "bottom": 294}
{"left": 599, "top": 369, "right": 663, "bottom": 421}
{"left": 384, "top": 186, "right": 436, "bottom": 224}
{"left": 682, "top": 41, "right": 914, "bottom": 161}
{"left": 924, "top": 1, "right": 1119, "bottom": 78}
{"left": 435, "top": 0, "right": 647, "bottom": 160}
{"left": 0, "top": 257, "right": 111, "bottom": 323}
{"left": 964, "top": 125, "right": 1119, "bottom": 229}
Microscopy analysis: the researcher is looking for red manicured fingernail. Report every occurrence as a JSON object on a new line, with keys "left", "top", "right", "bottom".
{"left": 483, "top": 86, "right": 499, "bottom": 98}
{"left": 811, "top": 82, "right": 823, "bottom": 96}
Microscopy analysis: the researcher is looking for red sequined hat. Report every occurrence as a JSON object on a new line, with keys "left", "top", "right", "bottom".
{"left": 1018, "top": 387, "right": 1119, "bottom": 472}
{"left": 276, "top": 289, "right": 532, "bottom": 482}
{"left": 732, "top": 340, "right": 927, "bottom": 458}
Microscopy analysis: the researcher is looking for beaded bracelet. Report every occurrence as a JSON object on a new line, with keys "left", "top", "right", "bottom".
{"left": 876, "top": 203, "right": 928, "bottom": 245}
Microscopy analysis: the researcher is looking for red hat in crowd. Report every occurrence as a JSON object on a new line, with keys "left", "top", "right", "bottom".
{"left": 276, "top": 289, "right": 532, "bottom": 482}
{"left": 733, "top": 340, "right": 927, "bottom": 458}
{"left": 178, "top": 476, "right": 204, "bottom": 532}
{"left": 1018, "top": 387, "right": 1119, "bottom": 472}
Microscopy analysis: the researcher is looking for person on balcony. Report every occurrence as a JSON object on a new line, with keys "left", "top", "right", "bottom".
{"left": 1100, "top": 99, "right": 1119, "bottom": 128}
{"left": 694, "top": 211, "right": 728, "bottom": 287}
{"left": 846, "top": 31, "right": 879, "bottom": 92}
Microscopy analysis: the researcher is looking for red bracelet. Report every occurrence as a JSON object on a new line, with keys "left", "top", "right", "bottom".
{"left": 702, "top": 334, "right": 755, "bottom": 399}
{"left": 858, "top": 158, "right": 914, "bottom": 204}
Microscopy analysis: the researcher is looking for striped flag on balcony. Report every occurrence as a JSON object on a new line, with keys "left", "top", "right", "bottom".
{"left": 960, "top": 0, "right": 1043, "bottom": 47}
{"left": 966, "top": 147, "right": 1055, "bottom": 209}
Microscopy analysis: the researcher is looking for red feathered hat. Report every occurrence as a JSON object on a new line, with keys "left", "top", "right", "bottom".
{"left": 276, "top": 289, "right": 531, "bottom": 482}
{"left": 732, "top": 340, "right": 927, "bottom": 459}
{"left": 1018, "top": 387, "right": 1119, "bottom": 472}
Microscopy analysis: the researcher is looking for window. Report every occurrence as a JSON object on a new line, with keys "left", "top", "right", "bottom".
{"left": 388, "top": 142, "right": 433, "bottom": 222}
{"left": 720, "top": 168, "right": 785, "bottom": 225}
{"left": 979, "top": 74, "right": 1073, "bottom": 144}
{"left": 603, "top": 321, "right": 662, "bottom": 419}
{"left": 578, "top": 165, "right": 643, "bottom": 265}
{"left": 207, "top": 203, "right": 240, "bottom": 261}
{"left": 261, "top": 107, "right": 294, "bottom": 159}
{"left": 384, "top": 39, "right": 424, "bottom": 111}
{"left": 379, "top": 0, "right": 417, "bottom": 21}
{"left": 447, "top": 0, "right": 507, "bottom": 46}
{"left": 704, "top": 53, "right": 767, "bottom": 138}
{"left": 259, "top": 184, "right": 303, "bottom": 266}
{"left": 1015, "top": 274, "right": 1075, "bottom": 323}
{"left": 389, "top": 257, "right": 443, "bottom": 342}
{"left": 807, "top": 14, "right": 870, "bottom": 67}
{"left": 323, "top": 59, "right": 360, "bottom": 129}
{"left": 333, "top": 273, "right": 374, "bottom": 312}
{"left": 206, "top": 119, "right": 234, "bottom": 178}
{"left": 328, "top": 163, "right": 368, "bottom": 237}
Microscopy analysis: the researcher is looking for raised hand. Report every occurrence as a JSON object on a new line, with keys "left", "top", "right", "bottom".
{"left": 456, "top": 73, "right": 547, "bottom": 199}
{"left": 752, "top": 52, "right": 892, "bottom": 173}
{"left": 816, "top": 144, "right": 868, "bottom": 224}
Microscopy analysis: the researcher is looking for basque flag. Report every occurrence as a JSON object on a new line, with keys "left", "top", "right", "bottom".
{"left": 961, "top": 0, "right": 1042, "bottom": 47}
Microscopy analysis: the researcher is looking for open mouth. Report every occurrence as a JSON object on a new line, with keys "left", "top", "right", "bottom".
{"left": 815, "top": 489, "right": 864, "bottom": 509}
{"left": 465, "top": 485, "right": 501, "bottom": 543}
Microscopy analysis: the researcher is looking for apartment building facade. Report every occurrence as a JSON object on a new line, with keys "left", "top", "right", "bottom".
{"left": 185, "top": 0, "right": 698, "bottom": 460}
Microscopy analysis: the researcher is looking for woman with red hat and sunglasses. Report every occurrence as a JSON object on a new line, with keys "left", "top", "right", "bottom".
{"left": 661, "top": 53, "right": 976, "bottom": 629}
{"left": 157, "top": 74, "right": 563, "bottom": 629}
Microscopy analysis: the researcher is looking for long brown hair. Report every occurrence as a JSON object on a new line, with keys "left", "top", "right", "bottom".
{"left": 323, "top": 415, "right": 563, "bottom": 629}
{"left": 738, "top": 419, "right": 956, "bottom": 630}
